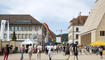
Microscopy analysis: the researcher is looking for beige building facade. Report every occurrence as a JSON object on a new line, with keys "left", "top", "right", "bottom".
{"left": 80, "top": 0, "right": 105, "bottom": 46}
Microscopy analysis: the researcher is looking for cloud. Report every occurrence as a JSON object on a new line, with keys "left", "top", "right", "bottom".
{"left": 0, "top": 0, "right": 96, "bottom": 34}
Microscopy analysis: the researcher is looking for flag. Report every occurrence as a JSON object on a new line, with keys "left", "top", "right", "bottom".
{"left": 7, "top": 21, "right": 10, "bottom": 41}
{"left": 1, "top": 20, "right": 6, "bottom": 41}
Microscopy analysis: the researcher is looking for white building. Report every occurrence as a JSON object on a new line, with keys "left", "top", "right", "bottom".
{"left": 0, "top": 14, "right": 42, "bottom": 42}
{"left": 68, "top": 15, "right": 88, "bottom": 44}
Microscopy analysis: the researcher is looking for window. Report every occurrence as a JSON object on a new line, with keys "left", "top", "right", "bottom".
{"left": 15, "top": 26, "right": 18, "bottom": 31}
{"left": 76, "top": 27, "right": 79, "bottom": 32}
{"left": 18, "top": 26, "right": 21, "bottom": 31}
{"left": 25, "top": 34, "right": 28, "bottom": 39}
{"left": 26, "top": 26, "right": 29, "bottom": 31}
{"left": 35, "top": 26, "right": 38, "bottom": 31}
{"left": 22, "top": 34, "right": 25, "bottom": 39}
{"left": 23, "top": 25, "right": 29, "bottom": 31}
{"left": 17, "top": 34, "right": 20, "bottom": 39}
{"left": 11, "top": 26, "right": 14, "bottom": 31}
{"left": 16, "top": 20, "right": 32, "bottom": 23}
{"left": 22, "top": 25, "right": 25, "bottom": 31}
{"left": 76, "top": 34, "right": 79, "bottom": 39}
{"left": 29, "top": 26, "right": 32, "bottom": 31}
{"left": 100, "top": 31, "right": 105, "bottom": 36}
{"left": 29, "top": 34, "right": 32, "bottom": 38}
{"left": 4, "top": 34, "right": 7, "bottom": 38}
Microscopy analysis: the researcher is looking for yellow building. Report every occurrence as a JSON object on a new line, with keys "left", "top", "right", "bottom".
{"left": 80, "top": 0, "right": 105, "bottom": 46}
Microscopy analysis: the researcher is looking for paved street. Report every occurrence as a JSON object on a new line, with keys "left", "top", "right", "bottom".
{"left": 0, "top": 53, "right": 105, "bottom": 60}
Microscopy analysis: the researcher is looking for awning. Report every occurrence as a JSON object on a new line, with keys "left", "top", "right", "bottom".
{"left": 90, "top": 40, "right": 105, "bottom": 46}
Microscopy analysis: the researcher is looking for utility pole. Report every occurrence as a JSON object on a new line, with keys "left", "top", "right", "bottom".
{"left": 72, "top": 22, "right": 74, "bottom": 43}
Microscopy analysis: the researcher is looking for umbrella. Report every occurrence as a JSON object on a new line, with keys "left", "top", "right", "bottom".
{"left": 21, "top": 39, "right": 38, "bottom": 44}
{"left": 90, "top": 40, "right": 105, "bottom": 46}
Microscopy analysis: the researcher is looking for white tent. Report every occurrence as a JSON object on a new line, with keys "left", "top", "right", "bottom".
{"left": 68, "top": 40, "right": 73, "bottom": 44}
{"left": 21, "top": 39, "right": 38, "bottom": 45}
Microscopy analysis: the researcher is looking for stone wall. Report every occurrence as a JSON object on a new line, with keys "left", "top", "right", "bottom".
{"left": 96, "top": 14, "right": 105, "bottom": 42}
{"left": 81, "top": 33, "right": 91, "bottom": 46}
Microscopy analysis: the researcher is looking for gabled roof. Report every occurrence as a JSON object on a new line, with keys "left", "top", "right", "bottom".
{"left": 0, "top": 14, "right": 42, "bottom": 25}
{"left": 81, "top": 0, "right": 105, "bottom": 34}
{"left": 70, "top": 16, "right": 88, "bottom": 26}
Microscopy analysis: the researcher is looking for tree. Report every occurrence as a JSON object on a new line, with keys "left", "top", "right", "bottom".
{"left": 56, "top": 33, "right": 68, "bottom": 42}
{"left": 12, "top": 31, "right": 17, "bottom": 41}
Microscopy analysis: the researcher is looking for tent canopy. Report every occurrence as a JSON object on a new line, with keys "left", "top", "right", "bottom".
{"left": 68, "top": 40, "right": 72, "bottom": 44}
{"left": 90, "top": 40, "right": 105, "bottom": 46}
{"left": 21, "top": 39, "right": 38, "bottom": 44}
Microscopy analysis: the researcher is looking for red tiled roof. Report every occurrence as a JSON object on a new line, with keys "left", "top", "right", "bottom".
{"left": 0, "top": 14, "right": 42, "bottom": 25}
{"left": 70, "top": 16, "right": 88, "bottom": 25}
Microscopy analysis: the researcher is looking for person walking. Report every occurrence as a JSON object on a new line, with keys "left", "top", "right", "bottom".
{"left": 99, "top": 47, "right": 103, "bottom": 58}
{"left": 48, "top": 45, "right": 53, "bottom": 60}
{"left": 65, "top": 43, "right": 70, "bottom": 60}
{"left": 4, "top": 44, "right": 10, "bottom": 60}
{"left": 37, "top": 45, "right": 42, "bottom": 60}
{"left": 28, "top": 44, "right": 33, "bottom": 60}
{"left": 20, "top": 45, "right": 25, "bottom": 60}
{"left": 73, "top": 41, "right": 78, "bottom": 60}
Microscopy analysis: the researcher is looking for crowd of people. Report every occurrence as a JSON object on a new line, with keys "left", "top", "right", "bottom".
{"left": 19, "top": 41, "right": 79, "bottom": 60}
{"left": 1, "top": 42, "right": 105, "bottom": 60}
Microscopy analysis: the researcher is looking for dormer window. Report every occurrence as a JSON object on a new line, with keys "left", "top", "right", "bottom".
{"left": 16, "top": 20, "right": 32, "bottom": 23}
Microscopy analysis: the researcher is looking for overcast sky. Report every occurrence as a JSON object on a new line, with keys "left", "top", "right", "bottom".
{"left": 0, "top": 0, "right": 96, "bottom": 35}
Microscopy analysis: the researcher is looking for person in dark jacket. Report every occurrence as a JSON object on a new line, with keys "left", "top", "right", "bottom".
{"left": 73, "top": 41, "right": 78, "bottom": 60}
{"left": 4, "top": 44, "right": 10, "bottom": 60}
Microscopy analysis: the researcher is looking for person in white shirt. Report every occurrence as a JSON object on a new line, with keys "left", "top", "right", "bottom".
{"left": 37, "top": 45, "right": 42, "bottom": 60}
{"left": 99, "top": 47, "right": 103, "bottom": 58}
{"left": 28, "top": 44, "right": 33, "bottom": 60}
{"left": 48, "top": 45, "right": 53, "bottom": 60}
{"left": 54, "top": 45, "right": 57, "bottom": 52}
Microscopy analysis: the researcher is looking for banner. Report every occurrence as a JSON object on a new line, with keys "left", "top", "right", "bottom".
{"left": 7, "top": 21, "right": 10, "bottom": 41}
{"left": 43, "top": 23, "right": 54, "bottom": 41}
{"left": 1, "top": 20, "right": 6, "bottom": 41}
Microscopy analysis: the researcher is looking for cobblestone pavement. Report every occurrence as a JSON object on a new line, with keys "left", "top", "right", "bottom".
{"left": 0, "top": 53, "right": 105, "bottom": 60}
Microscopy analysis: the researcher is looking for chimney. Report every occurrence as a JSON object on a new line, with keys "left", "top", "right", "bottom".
{"left": 78, "top": 12, "right": 81, "bottom": 16}
{"left": 96, "top": 0, "right": 99, "bottom": 3}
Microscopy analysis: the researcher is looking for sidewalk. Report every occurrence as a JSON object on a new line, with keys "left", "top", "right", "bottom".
{"left": 0, "top": 53, "right": 105, "bottom": 60}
